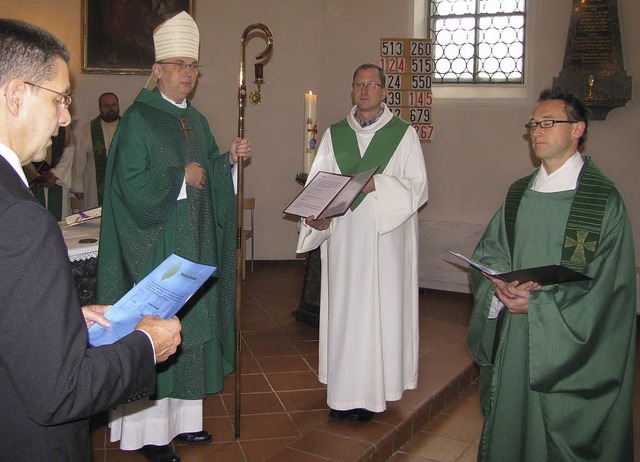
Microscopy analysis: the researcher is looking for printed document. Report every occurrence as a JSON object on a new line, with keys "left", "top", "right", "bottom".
{"left": 88, "top": 253, "right": 216, "bottom": 346}
{"left": 284, "top": 166, "right": 378, "bottom": 219}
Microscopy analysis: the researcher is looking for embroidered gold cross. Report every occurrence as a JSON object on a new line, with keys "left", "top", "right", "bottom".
{"left": 564, "top": 230, "right": 597, "bottom": 266}
{"left": 176, "top": 116, "right": 191, "bottom": 140}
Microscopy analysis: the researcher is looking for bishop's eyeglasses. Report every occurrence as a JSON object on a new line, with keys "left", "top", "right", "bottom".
{"left": 158, "top": 61, "right": 202, "bottom": 72}
{"left": 524, "top": 119, "right": 577, "bottom": 131}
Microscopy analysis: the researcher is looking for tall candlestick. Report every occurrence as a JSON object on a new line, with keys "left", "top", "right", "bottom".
{"left": 303, "top": 91, "right": 318, "bottom": 174}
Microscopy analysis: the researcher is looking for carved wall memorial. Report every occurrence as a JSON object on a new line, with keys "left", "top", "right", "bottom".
{"left": 553, "top": 0, "right": 632, "bottom": 119}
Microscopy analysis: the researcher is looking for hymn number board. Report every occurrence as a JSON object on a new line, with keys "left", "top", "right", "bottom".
{"left": 380, "top": 38, "right": 433, "bottom": 142}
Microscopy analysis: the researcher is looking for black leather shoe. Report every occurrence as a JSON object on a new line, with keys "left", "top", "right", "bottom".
{"left": 139, "top": 444, "right": 181, "bottom": 462}
{"left": 174, "top": 430, "right": 213, "bottom": 445}
{"left": 329, "top": 408, "right": 374, "bottom": 422}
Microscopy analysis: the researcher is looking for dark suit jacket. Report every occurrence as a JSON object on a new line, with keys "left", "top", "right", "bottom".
{"left": 0, "top": 156, "right": 156, "bottom": 461}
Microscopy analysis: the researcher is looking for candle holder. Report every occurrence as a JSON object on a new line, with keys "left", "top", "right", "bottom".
{"left": 295, "top": 172, "right": 308, "bottom": 185}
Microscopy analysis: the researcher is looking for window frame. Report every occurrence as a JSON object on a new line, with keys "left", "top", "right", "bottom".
{"left": 428, "top": 0, "right": 535, "bottom": 90}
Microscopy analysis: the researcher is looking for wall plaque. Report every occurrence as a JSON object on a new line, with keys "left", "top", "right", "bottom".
{"left": 553, "top": 0, "right": 632, "bottom": 120}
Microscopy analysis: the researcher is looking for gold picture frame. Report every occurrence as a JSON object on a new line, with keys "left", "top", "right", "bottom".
{"left": 82, "top": 0, "right": 195, "bottom": 75}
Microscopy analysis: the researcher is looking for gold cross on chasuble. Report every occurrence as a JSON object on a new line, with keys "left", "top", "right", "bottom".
{"left": 175, "top": 116, "right": 191, "bottom": 140}
{"left": 564, "top": 229, "right": 597, "bottom": 267}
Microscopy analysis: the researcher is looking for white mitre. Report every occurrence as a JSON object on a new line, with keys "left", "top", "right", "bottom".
{"left": 145, "top": 11, "right": 200, "bottom": 89}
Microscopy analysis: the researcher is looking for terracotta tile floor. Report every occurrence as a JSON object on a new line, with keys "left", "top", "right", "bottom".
{"left": 90, "top": 261, "right": 640, "bottom": 461}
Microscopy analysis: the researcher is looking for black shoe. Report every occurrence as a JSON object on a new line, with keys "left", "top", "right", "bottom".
{"left": 328, "top": 408, "right": 374, "bottom": 422}
{"left": 139, "top": 444, "right": 181, "bottom": 462}
{"left": 174, "top": 430, "right": 213, "bottom": 445}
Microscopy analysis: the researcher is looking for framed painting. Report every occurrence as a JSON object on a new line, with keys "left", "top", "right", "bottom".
{"left": 82, "top": 0, "right": 195, "bottom": 74}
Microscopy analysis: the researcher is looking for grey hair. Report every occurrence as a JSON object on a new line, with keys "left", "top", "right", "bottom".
{"left": 0, "top": 18, "right": 70, "bottom": 90}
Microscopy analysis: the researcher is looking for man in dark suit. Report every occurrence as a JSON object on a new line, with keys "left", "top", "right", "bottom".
{"left": 0, "top": 18, "right": 183, "bottom": 461}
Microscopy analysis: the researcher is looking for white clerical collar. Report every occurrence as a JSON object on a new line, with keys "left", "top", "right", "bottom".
{"left": 160, "top": 90, "right": 188, "bottom": 109}
{"left": 0, "top": 142, "right": 29, "bottom": 187}
{"left": 532, "top": 152, "right": 583, "bottom": 193}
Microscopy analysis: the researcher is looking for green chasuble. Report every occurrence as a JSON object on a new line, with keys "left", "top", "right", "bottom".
{"left": 467, "top": 160, "right": 636, "bottom": 461}
{"left": 97, "top": 87, "right": 237, "bottom": 399}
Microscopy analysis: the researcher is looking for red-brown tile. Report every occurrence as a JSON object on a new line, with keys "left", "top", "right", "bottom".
{"left": 277, "top": 389, "right": 328, "bottom": 412}
{"left": 241, "top": 436, "right": 299, "bottom": 462}
{"left": 289, "top": 409, "right": 331, "bottom": 435}
{"left": 221, "top": 372, "right": 272, "bottom": 394}
{"left": 88, "top": 264, "right": 510, "bottom": 462}
{"left": 290, "top": 430, "right": 375, "bottom": 461}
{"left": 291, "top": 340, "right": 319, "bottom": 355}
{"left": 243, "top": 328, "right": 290, "bottom": 344}
{"left": 203, "top": 393, "right": 229, "bottom": 417}
{"left": 303, "top": 354, "right": 319, "bottom": 372}
{"left": 104, "top": 447, "right": 149, "bottom": 461}
{"left": 281, "top": 325, "right": 319, "bottom": 342}
{"left": 387, "top": 453, "right": 434, "bottom": 461}
{"left": 256, "top": 355, "right": 313, "bottom": 373}
{"left": 265, "top": 447, "right": 339, "bottom": 461}
{"left": 248, "top": 341, "right": 299, "bottom": 358}
{"left": 266, "top": 371, "right": 324, "bottom": 391}
{"left": 201, "top": 416, "right": 236, "bottom": 443}
{"left": 317, "top": 419, "right": 394, "bottom": 445}
{"left": 398, "top": 431, "right": 471, "bottom": 461}
{"left": 90, "top": 424, "right": 107, "bottom": 450}
{"left": 240, "top": 355, "right": 262, "bottom": 374}
{"left": 392, "top": 418, "right": 415, "bottom": 453}
{"left": 233, "top": 413, "right": 299, "bottom": 440}
{"left": 175, "top": 441, "right": 245, "bottom": 462}
{"left": 221, "top": 391, "right": 286, "bottom": 416}
{"left": 424, "top": 408, "right": 483, "bottom": 443}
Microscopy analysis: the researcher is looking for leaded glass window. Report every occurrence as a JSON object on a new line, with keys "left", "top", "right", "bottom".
{"left": 428, "top": 0, "right": 526, "bottom": 84}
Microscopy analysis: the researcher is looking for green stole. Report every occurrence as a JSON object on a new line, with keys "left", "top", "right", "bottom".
{"left": 32, "top": 126, "right": 65, "bottom": 220}
{"left": 504, "top": 156, "right": 614, "bottom": 272}
{"left": 90, "top": 116, "right": 109, "bottom": 205}
{"left": 330, "top": 115, "right": 409, "bottom": 210}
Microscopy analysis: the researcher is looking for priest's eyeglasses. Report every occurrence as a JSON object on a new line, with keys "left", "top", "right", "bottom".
{"left": 158, "top": 61, "right": 202, "bottom": 72}
{"left": 352, "top": 82, "right": 383, "bottom": 90}
{"left": 24, "top": 81, "right": 73, "bottom": 109}
{"left": 524, "top": 119, "right": 577, "bottom": 131}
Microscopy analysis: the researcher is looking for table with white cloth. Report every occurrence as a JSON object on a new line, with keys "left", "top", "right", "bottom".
{"left": 60, "top": 218, "right": 100, "bottom": 306}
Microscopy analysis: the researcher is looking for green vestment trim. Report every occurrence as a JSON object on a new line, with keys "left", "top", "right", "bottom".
{"left": 31, "top": 126, "right": 65, "bottom": 220}
{"left": 90, "top": 116, "right": 108, "bottom": 206}
{"left": 504, "top": 156, "right": 614, "bottom": 272}
{"left": 330, "top": 116, "right": 409, "bottom": 210}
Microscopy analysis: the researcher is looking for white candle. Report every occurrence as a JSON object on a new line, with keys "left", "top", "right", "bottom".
{"left": 303, "top": 91, "right": 318, "bottom": 174}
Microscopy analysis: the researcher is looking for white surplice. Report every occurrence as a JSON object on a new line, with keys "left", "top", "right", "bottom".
{"left": 72, "top": 119, "right": 118, "bottom": 210}
{"left": 109, "top": 398, "right": 202, "bottom": 450}
{"left": 297, "top": 105, "right": 429, "bottom": 412}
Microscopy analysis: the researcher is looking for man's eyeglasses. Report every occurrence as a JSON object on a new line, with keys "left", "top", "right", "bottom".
{"left": 352, "top": 82, "right": 383, "bottom": 90}
{"left": 158, "top": 61, "right": 202, "bottom": 72}
{"left": 24, "top": 81, "right": 73, "bottom": 109}
{"left": 524, "top": 119, "right": 577, "bottom": 131}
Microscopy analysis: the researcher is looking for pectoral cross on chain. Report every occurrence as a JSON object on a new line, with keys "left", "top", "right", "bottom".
{"left": 176, "top": 116, "right": 191, "bottom": 140}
